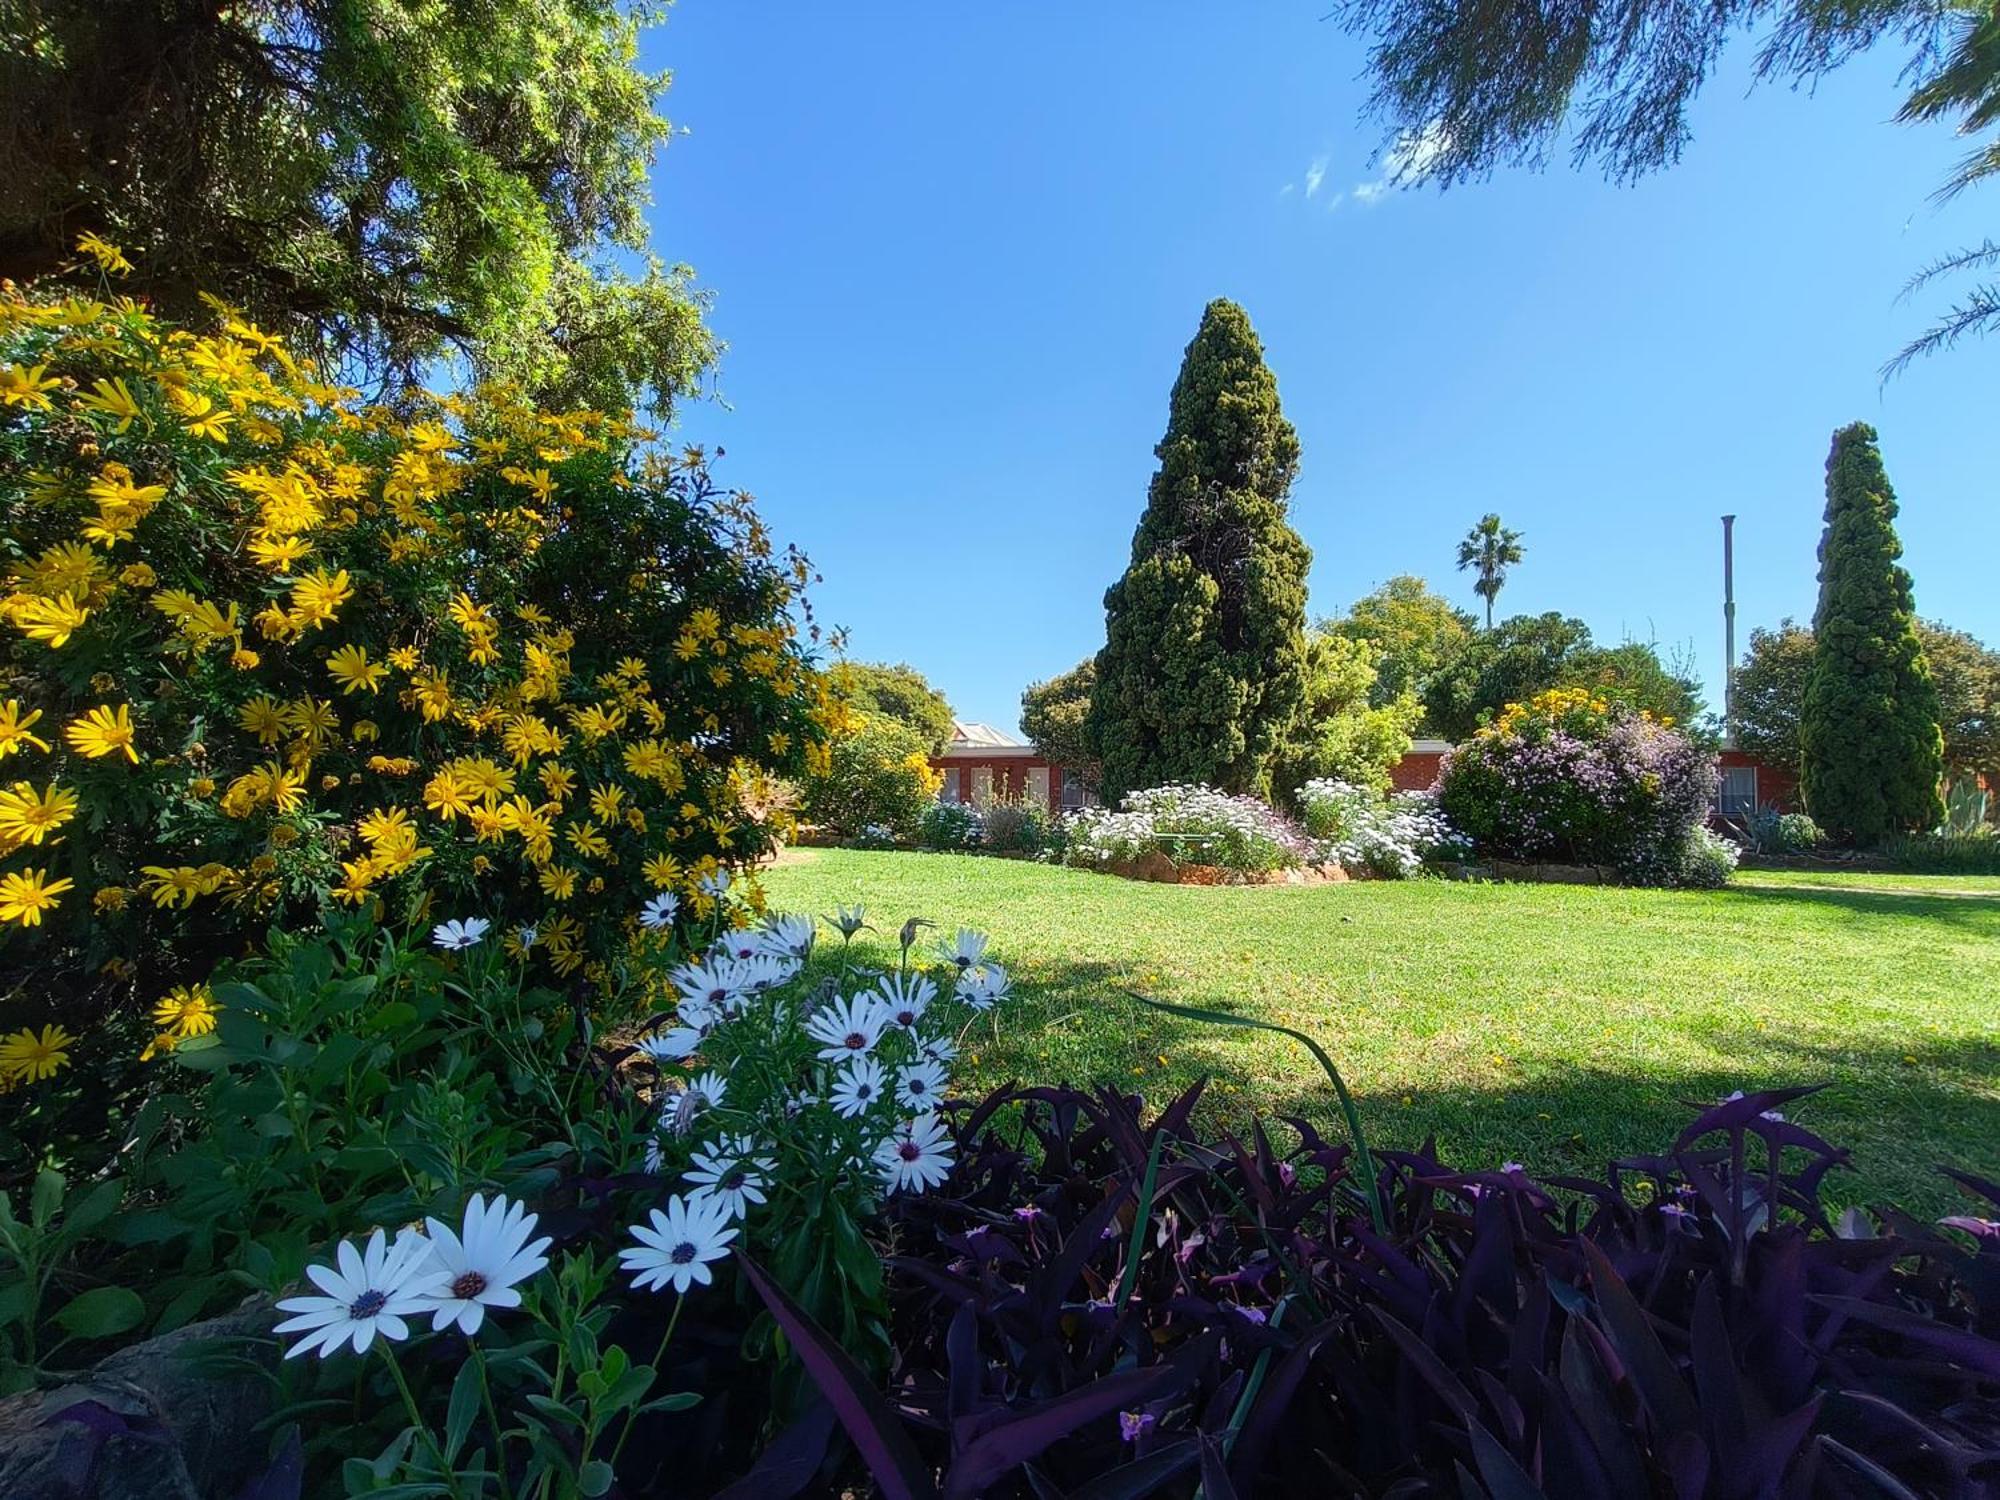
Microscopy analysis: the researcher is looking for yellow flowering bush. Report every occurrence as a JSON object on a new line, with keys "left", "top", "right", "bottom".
{"left": 0, "top": 244, "right": 839, "bottom": 1060}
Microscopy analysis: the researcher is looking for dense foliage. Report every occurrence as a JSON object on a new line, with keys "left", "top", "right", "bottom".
{"left": 0, "top": 267, "right": 829, "bottom": 1065}
{"left": 1734, "top": 620, "right": 1818, "bottom": 766}
{"left": 1090, "top": 301, "right": 1311, "bottom": 803}
{"left": 0, "top": 0, "right": 714, "bottom": 417}
{"left": 1737, "top": 617, "right": 1995, "bottom": 799}
{"left": 832, "top": 660, "right": 956, "bottom": 755}
{"left": 1019, "top": 657, "right": 1099, "bottom": 794}
{"left": 1065, "top": 784, "right": 1314, "bottom": 877}
{"left": 1327, "top": 573, "right": 1474, "bottom": 718}
{"left": 798, "top": 712, "right": 939, "bottom": 842}
{"left": 1269, "top": 629, "right": 1420, "bottom": 798}
{"left": 1438, "top": 688, "right": 1722, "bottom": 884}
{"left": 760, "top": 1076, "right": 2000, "bottom": 1500}
{"left": 1425, "top": 612, "right": 1707, "bottom": 744}
{"left": 1800, "top": 424, "right": 1944, "bottom": 845}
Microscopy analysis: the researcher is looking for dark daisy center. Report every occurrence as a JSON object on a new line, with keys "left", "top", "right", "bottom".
{"left": 856, "top": 1082, "right": 874, "bottom": 1098}
{"left": 908, "top": 1077, "right": 928, "bottom": 1094}
{"left": 895, "top": 1010, "right": 917, "bottom": 1027}
{"left": 349, "top": 1290, "right": 388, "bottom": 1319}
{"left": 450, "top": 1271, "right": 488, "bottom": 1300}
{"left": 707, "top": 987, "right": 729, "bottom": 1005}
{"left": 722, "top": 1167, "right": 747, "bottom": 1190}
{"left": 843, "top": 1032, "right": 866, "bottom": 1050}
{"left": 898, "top": 1141, "right": 922, "bottom": 1162}
{"left": 670, "top": 1241, "right": 697, "bottom": 1264}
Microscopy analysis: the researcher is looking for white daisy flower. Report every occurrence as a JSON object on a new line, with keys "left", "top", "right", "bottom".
{"left": 896, "top": 1059, "right": 949, "bottom": 1111}
{"left": 957, "top": 963, "right": 1014, "bottom": 1011}
{"left": 671, "top": 958, "right": 749, "bottom": 1016}
{"left": 656, "top": 1071, "right": 727, "bottom": 1138}
{"left": 937, "top": 926, "right": 989, "bottom": 973}
{"left": 273, "top": 1227, "right": 448, "bottom": 1359}
{"left": 828, "top": 903, "right": 869, "bottom": 938}
{"left": 432, "top": 917, "right": 491, "bottom": 951}
{"left": 829, "top": 1058, "right": 888, "bottom": 1118}
{"left": 638, "top": 1027, "right": 705, "bottom": 1064}
{"left": 875, "top": 972, "right": 937, "bottom": 1034}
{"left": 803, "top": 994, "right": 887, "bottom": 1064}
{"left": 621, "top": 1194, "right": 738, "bottom": 1293}
{"left": 683, "top": 1134, "right": 775, "bottom": 1219}
{"left": 698, "top": 870, "right": 732, "bottom": 900}
{"left": 419, "top": 1194, "right": 551, "bottom": 1336}
{"left": 733, "top": 953, "right": 799, "bottom": 994}
{"left": 756, "top": 913, "right": 816, "bottom": 963}
{"left": 919, "top": 1032, "right": 960, "bottom": 1066}
{"left": 515, "top": 923, "right": 538, "bottom": 948}
{"left": 718, "top": 930, "right": 763, "bottom": 963}
{"left": 875, "top": 1114, "right": 955, "bottom": 1195}
{"left": 640, "top": 892, "right": 680, "bottom": 930}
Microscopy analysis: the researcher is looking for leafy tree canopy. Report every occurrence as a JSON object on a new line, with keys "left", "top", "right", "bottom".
{"left": 1327, "top": 574, "right": 1474, "bottom": 720}
{"left": 0, "top": 0, "right": 714, "bottom": 416}
{"left": 1021, "top": 658, "right": 1099, "bottom": 791}
{"left": 1737, "top": 618, "right": 1997, "bottom": 784}
{"left": 1323, "top": 0, "right": 2000, "bottom": 365}
{"left": 1425, "top": 613, "right": 1707, "bottom": 742}
{"left": 832, "top": 660, "right": 955, "bottom": 754}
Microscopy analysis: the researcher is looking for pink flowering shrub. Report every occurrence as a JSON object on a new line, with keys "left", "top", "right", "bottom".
{"left": 1437, "top": 688, "right": 1720, "bottom": 885}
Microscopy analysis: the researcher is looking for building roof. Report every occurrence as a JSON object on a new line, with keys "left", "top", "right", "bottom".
{"left": 1407, "top": 738, "right": 1456, "bottom": 754}
{"left": 950, "top": 721, "right": 1025, "bottom": 748}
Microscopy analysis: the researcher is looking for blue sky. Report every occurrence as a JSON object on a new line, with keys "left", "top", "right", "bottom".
{"left": 641, "top": 6, "right": 1994, "bottom": 736}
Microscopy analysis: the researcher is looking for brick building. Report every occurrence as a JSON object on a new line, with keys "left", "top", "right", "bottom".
{"left": 931, "top": 722, "right": 1094, "bottom": 813}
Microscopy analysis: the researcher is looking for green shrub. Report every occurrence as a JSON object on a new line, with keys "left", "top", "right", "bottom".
{"left": 798, "top": 711, "right": 940, "bottom": 839}
{"left": 978, "top": 794, "right": 1056, "bottom": 855}
{"left": 917, "top": 799, "right": 982, "bottom": 851}
{"left": 1877, "top": 830, "right": 2000, "bottom": 874}
{"left": 1677, "top": 826, "right": 1742, "bottom": 888}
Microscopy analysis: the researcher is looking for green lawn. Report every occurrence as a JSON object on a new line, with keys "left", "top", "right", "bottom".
{"left": 763, "top": 850, "right": 2000, "bottom": 1215}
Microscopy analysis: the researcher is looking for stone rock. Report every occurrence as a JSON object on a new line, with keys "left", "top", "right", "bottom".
{"left": 0, "top": 1304, "right": 280, "bottom": 1500}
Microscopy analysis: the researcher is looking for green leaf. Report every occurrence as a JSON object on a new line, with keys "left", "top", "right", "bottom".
{"left": 637, "top": 1390, "right": 701, "bottom": 1414}
{"left": 63, "top": 1179, "right": 123, "bottom": 1238}
{"left": 30, "top": 1169, "right": 64, "bottom": 1230}
{"left": 444, "top": 1359, "right": 481, "bottom": 1463}
{"left": 54, "top": 1285, "right": 145, "bottom": 1339}
{"left": 578, "top": 1458, "right": 614, "bottom": 1497}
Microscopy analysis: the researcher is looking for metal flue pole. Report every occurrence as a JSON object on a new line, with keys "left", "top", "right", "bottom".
{"left": 1721, "top": 514, "right": 1737, "bottom": 748}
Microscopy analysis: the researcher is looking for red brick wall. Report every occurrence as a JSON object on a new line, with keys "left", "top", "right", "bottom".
{"left": 1718, "top": 749, "right": 1800, "bottom": 812}
{"left": 1390, "top": 750, "right": 1448, "bottom": 793}
{"left": 927, "top": 754, "right": 1061, "bottom": 812}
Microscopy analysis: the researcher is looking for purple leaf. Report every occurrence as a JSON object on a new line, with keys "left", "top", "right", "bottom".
{"left": 738, "top": 1255, "right": 937, "bottom": 1500}
{"left": 941, "top": 1363, "right": 1191, "bottom": 1500}
{"left": 710, "top": 1399, "right": 837, "bottom": 1500}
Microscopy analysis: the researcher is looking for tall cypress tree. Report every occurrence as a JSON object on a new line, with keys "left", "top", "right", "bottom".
{"left": 1089, "top": 300, "right": 1311, "bottom": 802}
{"left": 1799, "top": 422, "right": 1944, "bottom": 844}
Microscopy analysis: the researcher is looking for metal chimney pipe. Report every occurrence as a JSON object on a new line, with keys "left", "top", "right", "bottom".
{"left": 1721, "top": 514, "right": 1737, "bottom": 748}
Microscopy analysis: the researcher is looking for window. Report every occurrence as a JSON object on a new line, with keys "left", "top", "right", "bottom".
{"left": 937, "top": 767, "right": 961, "bottom": 804}
{"left": 970, "top": 766, "right": 993, "bottom": 806}
{"left": 1025, "top": 766, "right": 1050, "bottom": 808}
{"left": 1718, "top": 765, "right": 1757, "bottom": 817}
{"left": 1060, "top": 775, "right": 1100, "bottom": 811}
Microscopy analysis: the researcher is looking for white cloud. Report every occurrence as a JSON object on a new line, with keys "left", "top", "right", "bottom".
{"left": 1349, "top": 121, "right": 1450, "bottom": 207}
{"left": 1304, "top": 155, "right": 1329, "bottom": 199}
{"left": 1278, "top": 182, "right": 1296, "bottom": 198}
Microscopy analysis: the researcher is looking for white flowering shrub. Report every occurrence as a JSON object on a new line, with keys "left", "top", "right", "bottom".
{"left": 1063, "top": 783, "right": 1313, "bottom": 875}
{"left": 630, "top": 904, "right": 1013, "bottom": 1363}
{"left": 1297, "top": 779, "right": 1468, "bottom": 878}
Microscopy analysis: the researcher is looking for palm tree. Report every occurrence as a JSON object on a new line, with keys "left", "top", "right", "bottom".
{"left": 1455, "top": 513, "right": 1525, "bottom": 630}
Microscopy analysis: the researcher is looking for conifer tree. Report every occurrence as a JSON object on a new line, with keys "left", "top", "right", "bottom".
{"left": 1089, "top": 301, "right": 1311, "bottom": 802}
{"left": 1799, "top": 423, "right": 1944, "bottom": 844}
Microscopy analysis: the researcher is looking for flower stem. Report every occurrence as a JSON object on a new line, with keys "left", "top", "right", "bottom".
{"left": 474, "top": 1343, "right": 516, "bottom": 1500}
{"left": 607, "top": 1293, "right": 683, "bottom": 1473}
{"left": 379, "top": 1342, "right": 465, "bottom": 1500}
